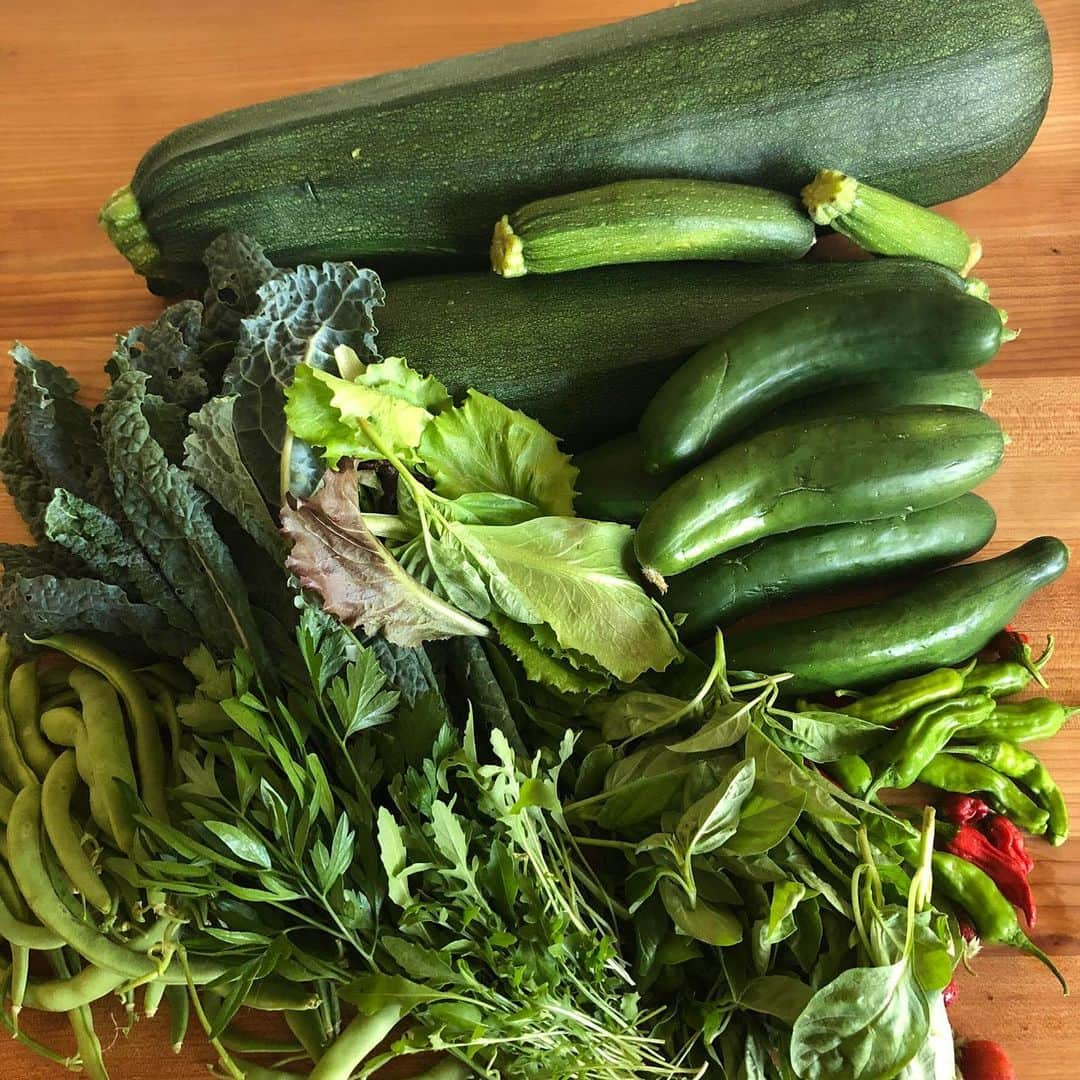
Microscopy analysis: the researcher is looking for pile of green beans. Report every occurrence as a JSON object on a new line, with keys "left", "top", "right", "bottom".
{"left": 817, "top": 649, "right": 1073, "bottom": 844}
{"left": 0, "top": 634, "right": 329, "bottom": 1078}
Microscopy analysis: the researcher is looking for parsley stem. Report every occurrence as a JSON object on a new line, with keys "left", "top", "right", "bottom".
{"left": 177, "top": 951, "right": 245, "bottom": 1080}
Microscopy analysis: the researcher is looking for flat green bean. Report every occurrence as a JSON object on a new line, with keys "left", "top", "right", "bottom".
{"left": 9, "top": 943, "right": 29, "bottom": 1025}
{"left": 0, "top": 638, "right": 36, "bottom": 790}
{"left": 167, "top": 983, "right": 190, "bottom": 1053}
{"left": 286, "top": 1006, "right": 328, "bottom": 1061}
{"left": 69, "top": 668, "right": 138, "bottom": 854}
{"left": 42, "top": 751, "right": 112, "bottom": 913}
{"left": 143, "top": 977, "right": 168, "bottom": 1018}
{"left": 39, "top": 635, "right": 170, "bottom": 823}
{"left": 68, "top": 1002, "right": 110, "bottom": 1080}
{"left": 309, "top": 1004, "right": 404, "bottom": 1080}
{"left": 0, "top": 859, "right": 64, "bottom": 950}
{"left": 7, "top": 785, "right": 158, "bottom": 979}
{"left": 10, "top": 660, "right": 56, "bottom": 781}
{"left": 412, "top": 1061, "right": 472, "bottom": 1080}
{"left": 22, "top": 963, "right": 126, "bottom": 1013}
{"left": 221, "top": 1026, "right": 304, "bottom": 1056}
{"left": 0, "top": 781, "right": 16, "bottom": 823}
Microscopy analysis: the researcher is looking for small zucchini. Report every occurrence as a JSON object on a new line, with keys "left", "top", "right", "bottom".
{"left": 634, "top": 405, "right": 1005, "bottom": 586}
{"left": 573, "top": 434, "right": 671, "bottom": 525}
{"left": 802, "top": 168, "right": 981, "bottom": 276}
{"left": 725, "top": 537, "right": 1070, "bottom": 695}
{"left": 664, "top": 493, "right": 997, "bottom": 641}
{"left": 491, "top": 180, "right": 815, "bottom": 277}
{"left": 639, "top": 287, "right": 1010, "bottom": 473}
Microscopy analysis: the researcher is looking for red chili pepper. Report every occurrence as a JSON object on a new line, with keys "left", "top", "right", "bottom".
{"left": 957, "top": 1039, "right": 1018, "bottom": 1080}
{"left": 982, "top": 813, "right": 1035, "bottom": 875}
{"left": 945, "top": 825, "right": 1037, "bottom": 928}
{"left": 957, "top": 915, "right": 978, "bottom": 943}
{"left": 942, "top": 978, "right": 959, "bottom": 1008}
{"left": 940, "top": 794, "right": 993, "bottom": 826}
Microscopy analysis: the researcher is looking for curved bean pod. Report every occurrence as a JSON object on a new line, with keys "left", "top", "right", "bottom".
{"left": 41, "top": 751, "right": 112, "bottom": 913}
{"left": 69, "top": 668, "right": 138, "bottom": 854}
{"left": 9, "top": 661, "right": 56, "bottom": 780}
{"left": 308, "top": 1004, "right": 404, "bottom": 1080}
{"left": 7, "top": 785, "right": 158, "bottom": 979}
{"left": 0, "top": 639, "right": 36, "bottom": 790}
{"left": 0, "top": 781, "right": 16, "bottom": 823}
{"left": 37, "top": 636, "right": 170, "bottom": 823}
{"left": 0, "top": 859, "right": 64, "bottom": 950}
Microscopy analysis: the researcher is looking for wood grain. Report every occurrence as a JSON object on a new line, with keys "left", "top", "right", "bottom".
{"left": 1, "top": 1, "right": 1077, "bottom": 1075}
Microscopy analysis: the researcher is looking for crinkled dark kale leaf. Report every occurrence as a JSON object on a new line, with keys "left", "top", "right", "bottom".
{"left": 224, "top": 262, "right": 385, "bottom": 503}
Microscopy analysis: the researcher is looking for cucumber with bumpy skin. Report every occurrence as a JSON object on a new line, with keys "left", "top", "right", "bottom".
{"left": 726, "top": 538, "right": 1070, "bottom": 695}
{"left": 639, "top": 288, "right": 1010, "bottom": 473}
{"left": 663, "top": 493, "right": 997, "bottom": 641}
{"left": 635, "top": 406, "right": 1005, "bottom": 584}
{"left": 491, "top": 180, "right": 815, "bottom": 277}
{"left": 750, "top": 370, "right": 987, "bottom": 435}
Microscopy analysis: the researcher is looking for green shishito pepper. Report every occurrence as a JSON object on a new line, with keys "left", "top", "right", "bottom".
{"left": 949, "top": 741, "right": 1068, "bottom": 845}
{"left": 918, "top": 753, "right": 1049, "bottom": 836}
{"left": 931, "top": 851, "right": 1067, "bottom": 993}
{"left": 868, "top": 693, "right": 995, "bottom": 797}
{"left": 976, "top": 699, "right": 1078, "bottom": 744}
{"left": 840, "top": 667, "right": 966, "bottom": 726}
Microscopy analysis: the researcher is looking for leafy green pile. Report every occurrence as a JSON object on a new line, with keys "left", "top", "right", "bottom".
{"left": 0, "top": 235, "right": 1004, "bottom": 1080}
{"left": 282, "top": 352, "right": 677, "bottom": 689}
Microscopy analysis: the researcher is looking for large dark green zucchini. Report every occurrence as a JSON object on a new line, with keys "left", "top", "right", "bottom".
{"left": 725, "top": 537, "right": 1070, "bottom": 694}
{"left": 664, "top": 494, "right": 997, "bottom": 641}
{"left": 102, "top": 0, "right": 1051, "bottom": 287}
{"left": 377, "top": 259, "right": 963, "bottom": 448}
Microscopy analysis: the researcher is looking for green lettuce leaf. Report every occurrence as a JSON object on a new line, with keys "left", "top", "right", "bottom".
{"left": 420, "top": 390, "right": 577, "bottom": 516}
{"left": 454, "top": 517, "right": 678, "bottom": 683}
{"left": 492, "top": 616, "right": 610, "bottom": 696}
{"left": 345, "top": 351, "right": 451, "bottom": 414}
{"left": 184, "top": 395, "right": 284, "bottom": 560}
{"left": 224, "top": 262, "right": 384, "bottom": 503}
{"left": 280, "top": 464, "right": 487, "bottom": 648}
{"left": 285, "top": 363, "right": 432, "bottom": 466}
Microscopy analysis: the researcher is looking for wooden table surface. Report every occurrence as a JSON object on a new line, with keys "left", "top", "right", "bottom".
{"left": 1, "top": 1, "right": 1078, "bottom": 1076}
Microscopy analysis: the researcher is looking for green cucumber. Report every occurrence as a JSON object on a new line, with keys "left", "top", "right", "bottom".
{"left": 663, "top": 494, "right": 996, "bottom": 641}
{"left": 491, "top": 180, "right": 815, "bottom": 277}
{"left": 635, "top": 406, "right": 1005, "bottom": 584}
{"left": 377, "top": 259, "right": 965, "bottom": 449}
{"left": 639, "top": 288, "right": 1010, "bottom": 473}
{"left": 573, "top": 434, "right": 669, "bottom": 525}
{"left": 725, "top": 537, "right": 1070, "bottom": 694}
{"left": 750, "top": 370, "right": 987, "bottom": 435}
{"left": 101, "top": 0, "right": 1052, "bottom": 287}
{"left": 802, "top": 169, "right": 982, "bottom": 275}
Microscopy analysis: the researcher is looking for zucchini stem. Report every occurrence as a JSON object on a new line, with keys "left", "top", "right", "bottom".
{"left": 98, "top": 186, "right": 164, "bottom": 278}
{"left": 491, "top": 216, "right": 527, "bottom": 278}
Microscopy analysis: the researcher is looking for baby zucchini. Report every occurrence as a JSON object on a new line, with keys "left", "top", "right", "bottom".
{"left": 635, "top": 406, "right": 1005, "bottom": 586}
{"left": 802, "top": 168, "right": 981, "bottom": 277}
{"left": 725, "top": 537, "right": 1069, "bottom": 695}
{"left": 491, "top": 179, "right": 815, "bottom": 277}
{"left": 639, "top": 287, "right": 1011, "bottom": 473}
{"left": 663, "top": 493, "right": 996, "bottom": 641}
